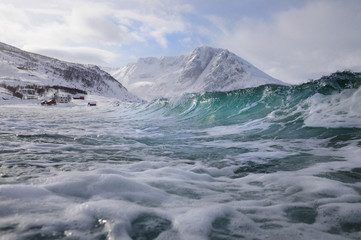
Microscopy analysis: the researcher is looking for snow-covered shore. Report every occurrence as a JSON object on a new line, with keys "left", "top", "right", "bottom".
{"left": 0, "top": 89, "right": 127, "bottom": 108}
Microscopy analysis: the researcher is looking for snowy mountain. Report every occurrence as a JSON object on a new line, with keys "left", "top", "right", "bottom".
{"left": 111, "top": 46, "right": 286, "bottom": 100}
{"left": 0, "top": 42, "right": 140, "bottom": 102}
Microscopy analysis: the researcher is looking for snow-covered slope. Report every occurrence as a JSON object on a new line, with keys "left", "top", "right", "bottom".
{"left": 0, "top": 42, "right": 140, "bottom": 102}
{"left": 111, "top": 46, "right": 286, "bottom": 100}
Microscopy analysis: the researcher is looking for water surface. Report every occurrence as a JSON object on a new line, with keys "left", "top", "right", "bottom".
{"left": 1, "top": 71, "right": 361, "bottom": 239}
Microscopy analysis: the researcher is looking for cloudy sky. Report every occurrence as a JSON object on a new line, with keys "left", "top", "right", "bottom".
{"left": 1, "top": 0, "right": 360, "bottom": 84}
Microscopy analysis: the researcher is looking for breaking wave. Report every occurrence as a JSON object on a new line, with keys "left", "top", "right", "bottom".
{"left": 152, "top": 71, "right": 361, "bottom": 126}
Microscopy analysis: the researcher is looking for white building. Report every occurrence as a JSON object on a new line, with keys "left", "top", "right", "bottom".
{"left": 16, "top": 88, "right": 38, "bottom": 100}
{"left": 54, "top": 91, "right": 71, "bottom": 103}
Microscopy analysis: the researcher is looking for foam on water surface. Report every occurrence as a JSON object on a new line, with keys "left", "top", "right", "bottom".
{"left": 1, "top": 73, "right": 361, "bottom": 239}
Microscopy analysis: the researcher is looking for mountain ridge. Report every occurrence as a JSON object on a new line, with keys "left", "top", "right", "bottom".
{"left": 0, "top": 42, "right": 141, "bottom": 102}
{"left": 111, "top": 46, "right": 287, "bottom": 101}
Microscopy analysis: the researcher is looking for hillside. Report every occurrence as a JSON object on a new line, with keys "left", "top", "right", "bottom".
{"left": 0, "top": 42, "right": 140, "bottom": 102}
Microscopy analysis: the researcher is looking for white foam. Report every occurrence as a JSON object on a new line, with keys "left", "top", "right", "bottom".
{"left": 304, "top": 87, "right": 361, "bottom": 128}
{"left": 173, "top": 205, "right": 257, "bottom": 240}
{"left": 316, "top": 203, "right": 361, "bottom": 239}
{"left": 1, "top": 100, "right": 361, "bottom": 239}
{"left": 0, "top": 185, "right": 51, "bottom": 199}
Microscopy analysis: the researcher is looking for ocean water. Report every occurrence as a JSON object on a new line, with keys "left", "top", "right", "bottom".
{"left": 0, "top": 71, "right": 361, "bottom": 240}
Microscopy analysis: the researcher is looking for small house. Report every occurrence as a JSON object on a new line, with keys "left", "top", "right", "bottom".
{"left": 16, "top": 88, "right": 38, "bottom": 100}
{"left": 73, "top": 95, "right": 85, "bottom": 100}
{"left": 54, "top": 91, "right": 71, "bottom": 103}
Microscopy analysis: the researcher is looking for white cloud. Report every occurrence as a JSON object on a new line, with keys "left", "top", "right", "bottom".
{"left": 0, "top": 0, "right": 190, "bottom": 65}
{"left": 111, "top": 7, "right": 187, "bottom": 47}
{"left": 64, "top": 5, "right": 131, "bottom": 45}
{"left": 214, "top": 0, "right": 361, "bottom": 84}
{"left": 0, "top": 3, "right": 31, "bottom": 45}
{"left": 2, "top": 0, "right": 360, "bottom": 81}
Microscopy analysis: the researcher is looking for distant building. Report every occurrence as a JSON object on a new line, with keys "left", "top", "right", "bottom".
{"left": 73, "top": 95, "right": 85, "bottom": 100}
{"left": 54, "top": 91, "right": 71, "bottom": 103}
{"left": 16, "top": 88, "right": 38, "bottom": 100}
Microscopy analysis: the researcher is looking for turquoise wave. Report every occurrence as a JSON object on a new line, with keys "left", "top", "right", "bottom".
{"left": 143, "top": 71, "right": 361, "bottom": 141}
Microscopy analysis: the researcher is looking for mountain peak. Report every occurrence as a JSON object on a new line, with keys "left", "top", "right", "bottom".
{"left": 192, "top": 46, "right": 216, "bottom": 54}
{"left": 111, "top": 46, "right": 286, "bottom": 100}
{"left": 192, "top": 45, "right": 222, "bottom": 53}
